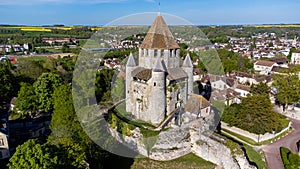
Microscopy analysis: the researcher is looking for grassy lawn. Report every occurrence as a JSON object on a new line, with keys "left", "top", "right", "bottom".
{"left": 280, "top": 147, "right": 300, "bottom": 169}
{"left": 131, "top": 153, "right": 215, "bottom": 169}
{"left": 221, "top": 128, "right": 260, "bottom": 146}
{"left": 243, "top": 144, "right": 268, "bottom": 169}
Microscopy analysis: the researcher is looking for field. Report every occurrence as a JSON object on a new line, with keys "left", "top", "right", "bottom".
{"left": 247, "top": 24, "right": 300, "bottom": 28}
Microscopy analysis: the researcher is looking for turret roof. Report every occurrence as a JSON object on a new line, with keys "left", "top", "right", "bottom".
{"left": 153, "top": 56, "right": 165, "bottom": 72}
{"left": 140, "top": 15, "right": 180, "bottom": 50}
{"left": 182, "top": 53, "right": 193, "bottom": 67}
{"left": 126, "top": 52, "right": 136, "bottom": 67}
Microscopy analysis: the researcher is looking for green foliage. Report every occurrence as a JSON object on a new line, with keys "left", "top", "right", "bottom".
{"left": 222, "top": 94, "right": 289, "bottom": 134}
{"left": 216, "top": 49, "right": 253, "bottom": 73}
{"left": 50, "top": 85, "right": 78, "bottom": 141}
{"left": 280, "top": 147, "right": 300, "bottom": 169}
{"left": 8, "top": 139, "right": 58, "bottom": 169}
{"left": 111, "top": 77, "right": 125, "bottom": 101}
{"left": 131, "top": 153, "right": 215, "bottom": 169}
{"left": 250, "top": 82, "right": 270, "bottom": 96}
{"left": 287, "top": 47, "right": 296, "bottom": 61}
{"left": 225, "top": 139, "right": 243, "bottom": 156}
{"left": 243, "top": 144, "right": 267, "bottom": 169}
{"left": 15, "top": 57, "right": 49, "bottom": 80}
{"left": 272, "top": 72, "right": 300, "bottom": 106}
{"left": 15, "top": 82, "right": 38, "bottom": 117}
{"left": 0, "top": 59, "right": 15, "bottom": 108}
{"left": 33, "top": 72, "right": 63, "bottom": 112}
{"left": 95, "top": 68, "right": 114, "bottom": 103}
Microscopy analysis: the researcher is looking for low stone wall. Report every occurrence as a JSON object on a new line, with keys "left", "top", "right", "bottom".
{"left": 221, "top": 121, "right": 291, "bottom": 143}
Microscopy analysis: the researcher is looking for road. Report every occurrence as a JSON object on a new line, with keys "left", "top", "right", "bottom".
{"left": 263, "top": 118, "right": 300, "bottom": 169}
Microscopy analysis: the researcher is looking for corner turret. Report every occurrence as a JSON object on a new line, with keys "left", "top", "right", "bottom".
{"left": 126, "top": 53, "right": 136, "bottom": 112}
{"left": 151, "top": 56, "right": 166, "bottom": 124}
{"left": 182, "top": 53, "right": 194, "bottom": 97}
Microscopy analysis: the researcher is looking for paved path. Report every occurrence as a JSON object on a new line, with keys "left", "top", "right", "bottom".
{"left": 263, "top": 117, "right": 300, "bottom": 169}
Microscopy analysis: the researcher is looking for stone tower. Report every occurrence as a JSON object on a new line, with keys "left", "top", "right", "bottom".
{"left": 125, "top": 52, "right": 136, "bottom": 113}
{"left": 125, "top": 13, "right": 194, "bottom": 125}
{"left": 151, "top": 56, "right": 166, "bottom": 124}
{"left": 182, "top": 53, "right": 194, "bottom": 96}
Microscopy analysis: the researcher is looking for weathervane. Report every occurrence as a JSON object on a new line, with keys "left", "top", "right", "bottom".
{"left": 158, "top": 0, "right": 161, "bottom": 15}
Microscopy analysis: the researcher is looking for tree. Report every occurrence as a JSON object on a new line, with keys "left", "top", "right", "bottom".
{"left": 250, "top": 82, "right": 270, "bottom": 96}
{"left": 272, "top": 67, "right": 300, "bottom": 108}
{"left": 33, "top": 73, "right": 63, "bottom": 112}
{"left": 16, "top": 59, "right": 47, "bottom": 81}
{"left": 62, "top": 43, "right": 70, "bottom": 53}
{"left": 222, "top": 59, "right": 237, "bottom": 73}
{"left": 8, "top": 139, "right": 57, "bottom": 169}
{"left": 15, "top": 82, "right": 38, "bottom": 117}
{"left": 111, "top": 77, "right": 124, "bottom": 101}
{"left": 50, "top": 85, "right": 79, "bottom": 143}
{"left": 49, "top": 84, "right": 107, "bottom": 169}
{"left": 287, "top": 47, "right": 296, "bottom": 61}
{"left": 222, "top": 94, "right": 289, "bottom": 134}
{"left": 95, "top": 69, "right": 114, "bottom": 103}
{"left": 0, "top": 59, "right": 15, "bottom": 108}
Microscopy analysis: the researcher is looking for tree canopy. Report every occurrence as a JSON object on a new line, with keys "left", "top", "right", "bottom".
{"left": 272, "top": 69, "right": 300, "bottom": 106}
{"left": 222, "top": 94, "right": 289, "bottom": 134}
{"left": 33, "top": 72, "right": 63, "bottom": 112}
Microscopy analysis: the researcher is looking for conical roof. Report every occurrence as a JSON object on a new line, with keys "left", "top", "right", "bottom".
{"left": 182, "top": 53, "right": 193, "bottom": 67}
{"left": 140, "top": 14, "right": 180, "bottom": 50}
{"left": 153, "top": 56, "right": 165, "bottom": 72}
{"left": 126, "top": 52, "right": 136, "bottom": 67}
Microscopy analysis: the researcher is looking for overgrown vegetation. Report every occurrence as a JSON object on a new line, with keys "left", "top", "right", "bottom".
{"left": 280, "top": 147, "right": 300, "bottom": 169}
{"left": 131, "top": 153, "right": 215, "bottom": 169}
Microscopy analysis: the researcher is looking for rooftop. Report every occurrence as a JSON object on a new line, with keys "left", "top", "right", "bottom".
{"left": 140, "top": 15, "right": 180, "bottom": 50}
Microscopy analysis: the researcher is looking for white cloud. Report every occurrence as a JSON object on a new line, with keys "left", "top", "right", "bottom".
{"left": 0, "top": 0, "right": 127, "bottom": 5}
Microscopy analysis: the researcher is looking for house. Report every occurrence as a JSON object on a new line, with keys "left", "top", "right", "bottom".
{"left": 226, "top": 88, "right": 241, "bottom": 105}
{"left": 184, "top": 94, "right": 211, "bottom": 118}
{"left": 234, "top": 84, "right": 250, "bottom": 97}
{"left": 254, "top": 60, "right": 277, "bottom": 75}
{"left": 0, "top": 131, "right": 10, "bottom": 159}
{"left": 291, "top": 52, "right": 300, "bottom": 65}
{"left": 210, "top": 76, "right": 229, "bottom": 91}
{"left": 268, "top": 57, "right": 289, "bottom": 68}
{"left": 232, "top": 71, "right": 256, "bottom": 85}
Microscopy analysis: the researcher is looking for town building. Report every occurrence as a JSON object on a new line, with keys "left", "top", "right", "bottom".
{"left": 291, "top": 52, "right": 300, "bottom": 65}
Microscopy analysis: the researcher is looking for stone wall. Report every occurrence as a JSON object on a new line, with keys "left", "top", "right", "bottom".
{"left": 108, "top": 126, "right": 256, "bottom": 169}
{"left": 221, "top": 121, "right": 291, "bottom": 143}
{"left": 190, "top": 130, "right": 256, "bottom": 169}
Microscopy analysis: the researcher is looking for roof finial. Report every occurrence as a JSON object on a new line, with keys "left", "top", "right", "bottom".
{"left": 158, "top": 0, "right": 161, "bottom": 16}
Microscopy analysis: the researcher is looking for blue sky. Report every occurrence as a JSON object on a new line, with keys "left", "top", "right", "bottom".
{"left": 0, "top": 0, "right": 299, "bottom": 25}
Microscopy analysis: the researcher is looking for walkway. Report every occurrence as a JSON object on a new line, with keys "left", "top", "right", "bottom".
{"left": 262, "top": 106, "right": 300, "bottom": 169}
